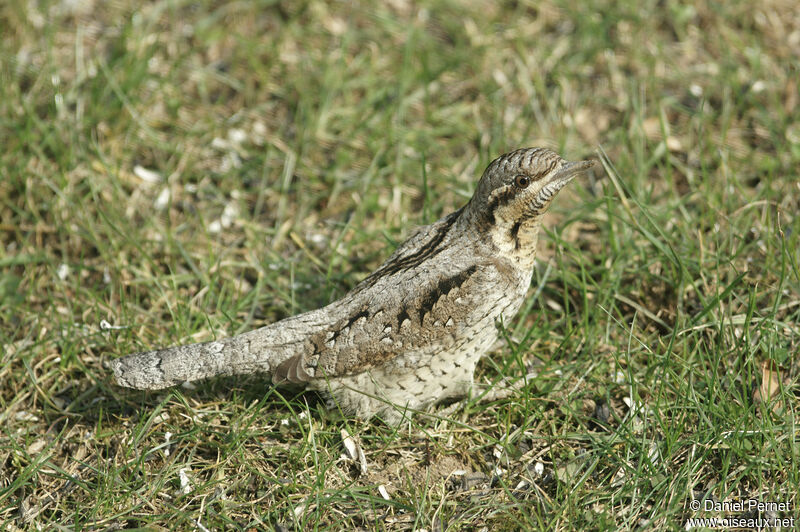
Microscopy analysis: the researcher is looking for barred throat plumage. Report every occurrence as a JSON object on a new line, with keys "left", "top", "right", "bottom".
{"left": 110, "top": 147, "right": 595, "bottom": 423}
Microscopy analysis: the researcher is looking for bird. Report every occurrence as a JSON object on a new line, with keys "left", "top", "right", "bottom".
{"left": 110, "top": 147, "right": 595, "bottom": 424}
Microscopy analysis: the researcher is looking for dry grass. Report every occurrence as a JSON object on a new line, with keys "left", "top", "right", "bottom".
{"left": 1, "top": 0, "right": 798, "bottom": 529}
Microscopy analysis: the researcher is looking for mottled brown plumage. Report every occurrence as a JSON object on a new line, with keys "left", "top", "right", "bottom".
{"left": 110, "top": 148, "right": 594, "bottom": 424}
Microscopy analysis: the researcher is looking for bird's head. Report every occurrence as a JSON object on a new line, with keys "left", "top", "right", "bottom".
{"left": 464, "top": 147, "right": 595, "bottom": 262}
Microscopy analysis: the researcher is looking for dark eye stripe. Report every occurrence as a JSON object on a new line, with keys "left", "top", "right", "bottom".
{"left": 485, "top": 185, "right": 516, "bottom": 221}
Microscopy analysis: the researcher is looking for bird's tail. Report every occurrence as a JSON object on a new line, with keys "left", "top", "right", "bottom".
{"left": 110, "top": 334, "right": 277, "bottom": 390}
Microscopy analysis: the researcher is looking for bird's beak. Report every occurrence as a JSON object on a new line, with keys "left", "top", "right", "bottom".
{"left": 547, "top": 159, "right": 596, "bottom": 189}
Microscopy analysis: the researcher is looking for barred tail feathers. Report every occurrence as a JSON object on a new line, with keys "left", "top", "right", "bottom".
{"left": 111, "top": 333, "right": 282, "bottom": 390}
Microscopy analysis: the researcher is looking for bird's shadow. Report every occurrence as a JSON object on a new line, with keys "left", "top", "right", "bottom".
{"left": 60, "top": 367, "right": 330, "bottom": 432}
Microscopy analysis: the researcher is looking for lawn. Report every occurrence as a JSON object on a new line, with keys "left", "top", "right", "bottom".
{"left": 1, "top": 0, "right": 798, "bottom": 529}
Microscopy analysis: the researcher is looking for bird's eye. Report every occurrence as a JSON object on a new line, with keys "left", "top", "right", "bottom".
{"left": 514, "top": 175, "right": 530, "bottom": 189}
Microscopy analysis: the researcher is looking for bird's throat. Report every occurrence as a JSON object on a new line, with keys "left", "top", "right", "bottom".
{"left": 489, "top": 212, "right": 543, "bottom": 267}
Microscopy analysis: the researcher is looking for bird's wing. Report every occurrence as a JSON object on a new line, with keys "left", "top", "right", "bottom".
{"left": 273, "top": 206, "right": 506, "bottom": 385}
{"left": 273, "top": 258, "right": 488, "bottom": 384}
{"left": 349, "top": 207, "right": 463, "bottom": 294}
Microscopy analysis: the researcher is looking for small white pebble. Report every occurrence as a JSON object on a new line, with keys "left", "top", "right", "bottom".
{"left": 99, "top": 320, "right": 127, "bottom": 331}
{"left": 326, "top": 17, "right": 347, "bottom": 36}
{"left": 341, "top": 429, "right": 357, "bottom": 460}
{"left": 27, "top": 440, "right": 47, "bottom": 455}
{"left": 211, "top": 137, "right": 228, "bottom": 150}
{"left": 228, "top": 128, "right": 247, "bottom": 145}
{"left": 546, "top": 299, "right": 563, "bottom": 312}
{"left": 220, "top": 201, "right": 238, "bottom": 228}
{"left": 164, "top": 432, "right": 173, "bottom": 457}
{"left": 219, "top": 152, "right": 242, "bottom": 171}
{"left": 307, "top": 232, "right": 328, "bottom": 246}
{"left": 57, "top": 263, "right": 70, "bottom": 280}
{"left": 533, "top": 462, "right": 544, "bottom": 476}
{"left": 15, "top": 411, "right": 39, "bottom": 422}
{"left": 151, "top": 412, "right": 170, "bottom": 424}
{"left": 666, "top": 136, "right": 682, "bottom": 152}
{"left": 154, "top": 187, "right": 171, "bottom": 210}
{"left": 133, "top": 165, "right": 162, "bottom": 183}
{"left": 178, "top": 468, "right": 192, "bottom": 494}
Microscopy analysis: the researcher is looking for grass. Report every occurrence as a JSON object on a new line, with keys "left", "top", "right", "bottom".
{"left": 1, "top": 0, "right": 798, "bottom": 529}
